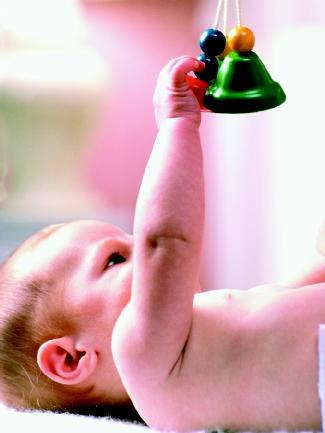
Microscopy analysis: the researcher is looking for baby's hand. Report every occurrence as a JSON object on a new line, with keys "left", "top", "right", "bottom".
{"left": 153, "top": 56, "right": 205, "bottom": 128}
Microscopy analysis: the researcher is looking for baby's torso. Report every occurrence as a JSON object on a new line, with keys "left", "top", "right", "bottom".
{"left": 134, "top": 284, "right": 325, "bottom": 431}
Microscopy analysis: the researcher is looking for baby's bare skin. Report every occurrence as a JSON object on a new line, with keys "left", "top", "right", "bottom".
{"left": 111, "top": 57, "right": 325, "bottom": 432}
{"left": 27, "top": 56, "right": 325, "bottom": 432}
{"left": 19, "top": 218, "right": 324, "bottom": 431}
{"left": 113, "top": 280, "right": 325, "bottom": 432}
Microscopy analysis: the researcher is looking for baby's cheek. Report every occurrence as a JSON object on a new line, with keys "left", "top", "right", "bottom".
{"left": 121, "top": 273, "right": 133, "bottom": 307}
{"left": 114, "top": 265, "right": 133, "bottom": 309}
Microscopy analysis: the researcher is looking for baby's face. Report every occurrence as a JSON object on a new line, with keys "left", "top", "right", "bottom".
{"left": 12, "top": 219, "right": 133, "bottom": 340}
{"left": 10, "top": 219, "right": 134, "bottom": 403}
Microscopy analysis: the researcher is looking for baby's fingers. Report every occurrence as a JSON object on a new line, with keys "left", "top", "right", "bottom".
{"left": 169, "top": 57, "right": 204, "bottom": 85}
{"left": 157, "top": 56, "right": 205, "bottom": 88}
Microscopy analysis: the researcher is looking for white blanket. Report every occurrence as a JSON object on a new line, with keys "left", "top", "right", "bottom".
{"left": 0, "top": 403, "right": 318, "bottom": 433}
{"left": 0, "top": 403, "right": 153, "bottom": 433}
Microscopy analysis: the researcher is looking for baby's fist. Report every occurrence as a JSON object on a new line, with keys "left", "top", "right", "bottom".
{"left": 153, "top": 56, "right": 205, "bottom": 128}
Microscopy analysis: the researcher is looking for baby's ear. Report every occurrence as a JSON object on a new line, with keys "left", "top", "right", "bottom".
{"left": 37, "top": 336, "right": 98, "bottom": 385}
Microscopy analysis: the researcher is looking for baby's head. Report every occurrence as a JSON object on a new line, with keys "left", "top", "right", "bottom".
{"left": 0, "top": 220, "right": 133, "bottom": 412}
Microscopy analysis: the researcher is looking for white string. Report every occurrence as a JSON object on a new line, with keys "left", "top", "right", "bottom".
{"left": 223, "top": 0, "right": 228, "bottom": 34}
{"left": 213, "top": 0, "right": 242, "bottom": 34}
{"left": 235, "top": 0, "right": 242, "bottom": 27}
{"left": 213, "top": 0, "right": 224, "bottom": 29}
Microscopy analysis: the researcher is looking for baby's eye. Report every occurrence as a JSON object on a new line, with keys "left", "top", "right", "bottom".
{"left": 105, "top": 252, "right": 126, "bottom": 269}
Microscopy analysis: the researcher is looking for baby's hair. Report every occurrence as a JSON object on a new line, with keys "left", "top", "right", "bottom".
{"left": 0, "top": 251, "right": 92, "bottom": 411}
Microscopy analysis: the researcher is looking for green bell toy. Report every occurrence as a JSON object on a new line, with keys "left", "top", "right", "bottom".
{"left": 189, "top": 0, "right": 286, "bottom": 114}
{"left": 204, "top": 50, "right": 286, "bottom": 113}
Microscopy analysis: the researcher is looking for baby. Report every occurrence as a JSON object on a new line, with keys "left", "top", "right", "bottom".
{"left": 1, "top": 56, "right": 325, "bottom": 432}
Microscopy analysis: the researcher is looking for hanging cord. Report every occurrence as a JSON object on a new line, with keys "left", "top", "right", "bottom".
{"left": 223, "top": 0, "right": 229, "bottom": 34}
{"left": 213, "top": 0, "right": 224, "bottom": 29}
{"left": 213, "top": 0, "right": 242, "bottom": 34}
{"left": 235, "top": 0, "right": 242, "bottom": 27}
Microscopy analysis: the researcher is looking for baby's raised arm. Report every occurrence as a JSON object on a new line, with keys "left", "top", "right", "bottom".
{"left": 112, "top": 57, "right": 205, "bottom": 387}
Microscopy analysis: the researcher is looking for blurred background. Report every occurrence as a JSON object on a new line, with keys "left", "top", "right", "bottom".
{"left": 0, "top": 0, "right": 324, "bottom": 290}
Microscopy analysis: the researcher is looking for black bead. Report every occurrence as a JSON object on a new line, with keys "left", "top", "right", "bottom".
{"left": 194, "top": 53, "right": 219, "bottom": 83}
{"left": 199, "top": 28, "right": 226, "bottom": 56}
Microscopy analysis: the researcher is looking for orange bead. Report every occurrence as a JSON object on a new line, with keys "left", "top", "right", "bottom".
{"left": 228, "top": 26, "right": 255, "bottom": 52}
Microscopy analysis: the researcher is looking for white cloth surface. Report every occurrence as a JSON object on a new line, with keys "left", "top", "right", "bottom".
{"left": 0, "top": 403, "right": 152, "bottom": 433}
{"left": 0, "top": 402, "right": 319, "bottom": 433}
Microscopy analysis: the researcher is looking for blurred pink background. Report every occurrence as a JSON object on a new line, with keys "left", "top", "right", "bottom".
{"left": 0, "top": 0, "right": 324, "bottom": 290}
